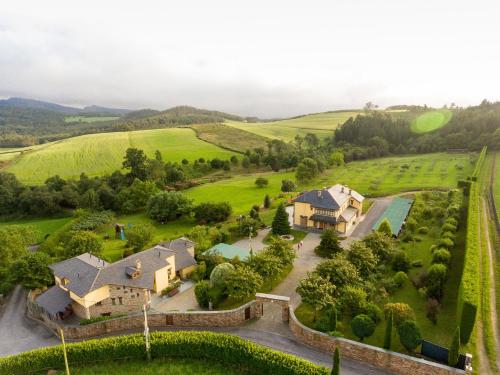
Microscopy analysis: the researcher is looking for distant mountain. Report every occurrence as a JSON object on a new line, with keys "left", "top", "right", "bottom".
{"left": 0, "top": 97, "right": 81, "bottom": 114}
{"left": 81, "top": 105, "right": 132, "bottom": 116}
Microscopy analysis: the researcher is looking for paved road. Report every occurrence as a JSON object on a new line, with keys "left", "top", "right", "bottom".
{"left": 0, "top": 285, "right": 58, "bottom": 357}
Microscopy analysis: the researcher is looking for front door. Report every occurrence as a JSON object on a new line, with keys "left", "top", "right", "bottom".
{"left": 300, "top": 216, "right": 308, "bottom": 226}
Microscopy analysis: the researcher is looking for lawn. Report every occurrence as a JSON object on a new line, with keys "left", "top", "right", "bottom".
{"left": 184, "top": 153, "right": 474, "bottom": 217}
{"left": 225, "top": 111, "right": 359, "bottom": 141}
{"left": 0, "top": 216, "right": 73, "bottom": 242}
{"left": 6, "top": 128, "right": 236, "bottom": 184}
{"left": 492, "top": 152, "right": 500, "bottom": 219}
{"left": 410, "top": 109, "right": 452, "bottom": 134}
{"left": 296, "top": 192, "right": 466, "bottom": 353}
{"left": 64, "top": 116, "right": 120, "bottom": 123}
{"left": 98, "top": 214, "right": 196, "bottom": 262}
{"left": 55, "top": 358, "right": 246, "bottom": 374}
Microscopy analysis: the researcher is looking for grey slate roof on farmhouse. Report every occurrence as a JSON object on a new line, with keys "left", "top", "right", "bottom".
{"left": 49, "top": 242, "right": 195, "bottom": 297}
{"left": 294, "top": 184, "right": 364, "bottom": 210}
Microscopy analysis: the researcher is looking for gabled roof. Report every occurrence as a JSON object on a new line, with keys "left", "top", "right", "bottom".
{"left": 49, "top": 238, "right": 197, "bottom": 298}
{"left": 372, "top": 197, "right": 414, "bottom": 236}
{"left": 293, "top": 184, "right": 364, "bottom": 210}
{"left": 49, "top": 253, "right": 108, "bottom": 297}
{"left": 36, "top": 285, "right": 72, "bottom": 316}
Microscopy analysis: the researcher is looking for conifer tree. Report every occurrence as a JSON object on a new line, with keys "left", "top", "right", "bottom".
{"left": 448, "top": 327, "right": 460, "bottom": 366}
{"left": 272, "top": 203, "right": 291, "bottom": 235}
{"left": 383, "top": 311, "right": 393, "bottom": 350}
{"left": 331, "top": 347, "right": 340, "bottom": 375}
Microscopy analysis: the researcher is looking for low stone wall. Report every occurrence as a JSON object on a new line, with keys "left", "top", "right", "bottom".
{"left": 288, "top": 308, "right": 467, "bottom": 375}
{"left": 34, "top": 301, "right": 259, "bottom": 340}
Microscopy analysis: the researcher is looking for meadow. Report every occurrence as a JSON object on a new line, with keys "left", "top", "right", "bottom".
{"left": 5, "top": 128, "right": 236, "bottom": 184}
{"left": 64, "top": 116, "right": 120, "bottom": 123}
{"left": 225, "top": 111, "right": 359, "bottom": 141}
{"left": 410, "top": 109, "right": 452, "bottom": 134}
{"left": 0, "top": 216, "right": 72, "bottom": 242}
{"left": 184, "top": 153, "right": 474, "bottom": 216}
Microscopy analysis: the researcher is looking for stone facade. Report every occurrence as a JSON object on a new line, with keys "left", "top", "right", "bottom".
{"left": 288, "top": 308, "right": 467, "bottom": 375}
{"left": 37, "top": 301, "right": 259, "bottom": 340}
{"left": 87, "top": 286, "right": 150, "bottom": 317}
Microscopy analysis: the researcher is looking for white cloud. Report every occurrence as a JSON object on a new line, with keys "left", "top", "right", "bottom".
{"left": 0, "top": 0, "right": 499, "bottom": 117}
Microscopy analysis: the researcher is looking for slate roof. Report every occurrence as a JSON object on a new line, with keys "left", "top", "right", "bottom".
{"left": 36, "top": 286, "right": 72, "bottom": 316}
{"left": 294, "top": 184, "right": 364, "bottom": 210}
{"left": 159, "top": 237, "right": 197, "bottom": 270}
{"left": 340, "top": 207, "right": 358, "bottom": 222}
{"left": 49, "top": 239, "right": 197, "bottom": 298}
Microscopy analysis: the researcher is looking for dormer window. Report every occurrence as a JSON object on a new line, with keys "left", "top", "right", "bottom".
{"left": 61, "top": 277, "right": 69, "bottom": 286}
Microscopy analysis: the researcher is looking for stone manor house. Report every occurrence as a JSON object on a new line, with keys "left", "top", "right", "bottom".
{"left": 35, "top": 238, "right": 197, "bottom": 320}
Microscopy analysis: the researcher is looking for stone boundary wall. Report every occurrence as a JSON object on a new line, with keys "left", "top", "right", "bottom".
{"left": 31, "top": 301, "right": 259, "bottom": 340}
{"left": 288, "top": 308, "right": 467, "bottom": 375}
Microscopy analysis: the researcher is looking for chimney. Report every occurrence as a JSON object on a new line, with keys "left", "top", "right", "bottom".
{"left": 317, "top": 190, "right": 322, "bottom": 198}
{"left": 341, "top": 186, "right": 344, "bottom": 193}
{"left": 135, "top": 259, "right": 142, "bottom": 270}
{"left": 349, "top": 189, "right": 352, "bottom": 195}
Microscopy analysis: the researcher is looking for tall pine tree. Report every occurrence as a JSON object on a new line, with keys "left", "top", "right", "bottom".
{"left": 383, "top": 311, "right": 393, "bottom": 350}
{"left": 315, "top": 229, "right": 342, "bottom": 258}
{"left": 272, "top": 203, "right": 291, "bottom": 235}
{"left": 331, "top": 347, "right": 340, "bottom": 375}
{"left": 448, "top": 327, "right": 460, "bottom": 366}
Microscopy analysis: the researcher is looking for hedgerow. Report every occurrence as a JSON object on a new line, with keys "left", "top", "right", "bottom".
{"left": 471, "top": 146, "right": 487, "bottom": 179}
{"left": 457, "top": 147, "right": 486, "bottom": 343}
{"left": 0, "top": 332, "right": 328, "bottom": 375}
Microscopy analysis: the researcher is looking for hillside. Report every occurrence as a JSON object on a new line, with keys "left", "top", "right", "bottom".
{"left": 225, "top": 111, "right": 360, "bottom": 141}
{"left": 5, "top": 128, "right": 236, "bottom": 183}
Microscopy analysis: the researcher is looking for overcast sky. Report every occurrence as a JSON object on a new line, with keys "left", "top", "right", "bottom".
{"left": 1, "top": 0, "right": 499, "bottom": 117}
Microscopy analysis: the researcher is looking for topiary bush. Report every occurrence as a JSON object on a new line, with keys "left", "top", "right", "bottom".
{"left": 194, "top": 280, "right": 210, "bottom": 308}
{"left": 393, "top": 271, "right": 408, "bottom": 287}
{"left": 392, "top": 250, "right": 411, "bottom": 272}
{"left": 210, "top": 262, "right": 235, "bottom": 287}
{"left": 351, "top": 314, "right": 375, "bottom": 341}
{"left": 0, "top": 332, "right": 329, "bottom": 375}
{"left": 397, "top": 320, "right": 422, "bottom": 352}
{"left": 432, "top": 249, "right": 451, "bottom": 266}
{"left": 384, "top": 303, "right": 416, "bottom": 327}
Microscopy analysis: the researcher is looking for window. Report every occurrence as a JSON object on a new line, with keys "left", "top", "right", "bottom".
{"left": 118, "top": 297, "right": 123, "bottom": 305}
{"left": 131, "top": 294, "right": 135, "bottom": 298}
{"left": 350, "top": 199, "right": 354, "bottom": 205}
{"left": 136, "top": 293, "right": 140, "bottom": 297}
{"left": 96, "top": 302, "right": 102, "bottom": 306}
{"left": 116, "top": 287, "right": 121, "bottom": 290}
{"left": 111, "top": 298, "right": 116, "bottom": 305}
{"left": 315, "top": 208, "right": 335, "bottom": 216}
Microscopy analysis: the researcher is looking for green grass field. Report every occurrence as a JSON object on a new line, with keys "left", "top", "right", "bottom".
{"left": 410, "top": 109, "right": 452, "bottom": 134}
{"left": 64, "top": 116, "right": 120, "bottom": 123}
{"left": 5, "top": 128, "right": 236, "bottom": 184}
{"left": 191, "top": 123, "right": 270, "bottom": 152}
{"left": 225, "top": 111, "right": 359, "bottom": 141}
{"left": 55, "top": 358, "right": 244, "bottom": 374}
{"left": 0, "top": 216, "right": 73, "bottom": 242}
{"left": 184, "top": 153, "right": 473, "bottom": 217}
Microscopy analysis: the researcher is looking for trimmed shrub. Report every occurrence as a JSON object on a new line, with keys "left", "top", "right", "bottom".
{"left": 363, "top": 302, "right": 383, "bottom": 323}
{"left": 448, "top": 327, "right": 460, "bottom": 366}
{"left": 397, "top": 320, "right": 422, "bottom": 352}
{"left": 426, "top": 263, "right": 447, "bottom": 300}
{"left": 441, "top": 223, "right": 457, "bottom": 233}
{"left": 438, "top": 237, "right": 454, "bottom": 249}
{"left": 417, "top": 227, "right": 429, "bottom": 234}
{"left": 383, "top": 311, "right": 393, "bottom": 350}
{"left": 392, "top": 250, "right": 411, "bottom": 272}
{"left": 384, "top": 303, "right": 416, "bottom": 327}
{"left": 0, "top": 332, "right": 329, "bottom": 375}
{"left": 432, "top": 249, "right": 451, "bottom": 266}
{"left": 351, "top": 314, "right": 375, "bottom": 341}
{"left": 393, "top": 271, "right": 408, "bottom": 287}
{"left": 194, "top": 280, "right": 210, "bottom": 308}
{"left": 210, "top": 263, "right": 235, "bottom": 287}
{"left": 441, "top": 231, "right": 455, "bottom": 240}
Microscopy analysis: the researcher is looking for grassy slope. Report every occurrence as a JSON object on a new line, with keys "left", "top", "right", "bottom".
{"left": 6, "top": 128, "right": 235, "bottom": 184}
{"left": 191, "top": 123, "right": 270, "bottom": 152}
{"left": 225, "top": 111, "right": 359, "bottom": 141}
{"left": 0, "top": 216, "right": 73, "bottom": 242}
{"left": 410, "top": 109, "right": 453, "bottom": 134}
{"left": 55, "top": 358, "right": 244, "bottom": 375}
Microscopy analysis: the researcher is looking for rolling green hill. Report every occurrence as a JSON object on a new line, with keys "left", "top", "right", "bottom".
{"left": 225, "top": 111, "right": 359, "bottom": 141}
{"left": 5, "top": 128, "right": 236, "bottom": 183}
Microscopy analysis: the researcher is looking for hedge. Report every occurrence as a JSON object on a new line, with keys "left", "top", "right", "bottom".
{"left": 0, "top": 332, "right": 328, "bottom": 375}
{"left": 471, "top": 146, "right": 487, "bottom": 178}
{"left": 456, "top": 148, "right": 486, "bottom": 343}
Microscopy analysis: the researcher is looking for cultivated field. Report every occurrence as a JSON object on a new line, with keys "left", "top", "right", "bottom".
{"left": 410, "top": 109, "right": 452, "bottom": 134}
{"left": 5, "top": 128, "right": 236, "bottom": 183}
{"left": 226, "top": 111, "right": 359, "bottom": 141}
{"left": 64, "top": 116, "right": 120, "bottom": 123}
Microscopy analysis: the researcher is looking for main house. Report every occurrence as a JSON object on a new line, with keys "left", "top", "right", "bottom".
{"left": 36, "top": 237, "right": 196, "bottom": 320}
{"left": 293, "top": 184, "right": 364, "bottom": 233}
